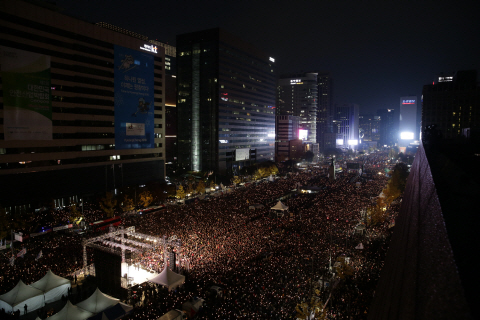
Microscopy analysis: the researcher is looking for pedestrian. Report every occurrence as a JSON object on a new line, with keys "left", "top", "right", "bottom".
{"left": 24, "top": 304, "right": 27, "bottom": 315}
{"left": 74, "top": 273, "right": 77, "bottom": 284}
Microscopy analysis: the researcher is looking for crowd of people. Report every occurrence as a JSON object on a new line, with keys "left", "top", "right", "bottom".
{"left": 0, "top": 152, "right": 402, "bottom": 319}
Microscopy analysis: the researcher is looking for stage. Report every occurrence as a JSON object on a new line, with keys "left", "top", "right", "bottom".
{"left": 121, "top": 263, "right": 159, "bottom": 288}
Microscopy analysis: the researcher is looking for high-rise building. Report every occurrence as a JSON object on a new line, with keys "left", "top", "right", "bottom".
{"left": 422, "top": 70, "right": 479, "bottom": 141}
{"left": 275, "top": 115, "right": 300, "bottom": 161}
{"left": 176, "top": 28, "right": 276, "bottom": 174}
{"left": 95, "top": 24, "right": 179, "bottom": 172}
{"left": 377, "top": 109, "right": 398, "bottom": 147}
{"left": 334, "top": 104, "right": 359, "bottom": 149}
{"left": 0, "top": 0, "right": 166, "bottom": 209}
{"left": 359, "top": 114, "right": 380, "bottom": 142}
{"left": 277, "top": 73, "right": 318, "bottom": 143}
{"left": 316, "top": 72, "right": 334, "bottom": 152}
{"left": 399, "top": 96, "right": 418, "bottom": 145}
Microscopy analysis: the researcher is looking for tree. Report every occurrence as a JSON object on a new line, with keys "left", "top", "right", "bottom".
{"left": 69, "top": 203, "right": 82, "bottom": 222}
{"left": 196, "top": 180, "right": 206, "bottom": 194}
{"left": 138, "top": 190, "right": 153, "bottom": 208}
{"left": 366, "top": 205, "right": 386, "bottom": 227}
{"left": 305, "top": 150, "right": 314, "bottom": 162}
{"left": 232, "top": 176, "right": 241, "bottom": 185}
{"left": 100, "top": 192, "right": 117, "bottom": 218}
{"left": 335, "top": 259, "right": 355, "bottom": 280}
{"left": 389, "top": 162, "right": 409, "bottom": 194}
{"left": 185, "top": 183, "right": 194, "bottom": 196}
{"left": 176, "top": 185, "right": 186, "bottom": 200}
{"left": 268, "top": 164, "right": 279, "bottom": 176}
{"left": 121, "top": 194, "right": 135, "bottom": 213}
{"left": 388, "top": 147, "right": 399, "bottom": 159}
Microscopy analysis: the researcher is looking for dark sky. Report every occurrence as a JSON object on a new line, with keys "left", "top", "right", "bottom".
{"left": 53, "top": 0, "right": 480, "bottom": 114}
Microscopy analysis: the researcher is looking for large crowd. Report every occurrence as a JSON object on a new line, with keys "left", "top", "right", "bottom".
{"left": 0, "top": 152, "right": 402, "bottom": 319}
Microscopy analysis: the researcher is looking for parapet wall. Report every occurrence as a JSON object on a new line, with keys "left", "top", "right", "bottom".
{"left": 368, "top": 143, "right": 471, "bottom": 320}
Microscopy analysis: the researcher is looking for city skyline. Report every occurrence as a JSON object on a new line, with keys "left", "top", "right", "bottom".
{"left": 53, "top": 0, "right": 479, "bottom": 114}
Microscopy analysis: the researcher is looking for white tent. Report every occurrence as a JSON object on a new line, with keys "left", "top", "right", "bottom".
{"left": 149, "top": 267, "right": 185, "bottom": 291}
{"left": 30, "top": 270, "right": 71, "bottom": 304}
{"left": 270, "top": 201, "right": 288, "bottom": 211}
{"left": 48, "top": 300, "right": 93, "bottom": 320}
{"left": 0, "top": 279, "right": 44, "bottom": 313}
{"left": 76, "top": 288, "right": 119, "bottom": 314}
{"left": 270, "top": 201, "right": 288, "bottom": 217}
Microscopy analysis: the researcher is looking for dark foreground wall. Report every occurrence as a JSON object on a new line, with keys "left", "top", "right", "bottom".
{"left": 0, "top": 160, "right": 164, "bottom": 207}
{"left": 368, "top": 144, "right": 472, "bottom": 319}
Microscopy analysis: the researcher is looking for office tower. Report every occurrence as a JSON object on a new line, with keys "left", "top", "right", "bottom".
{"left": 277, "top": 73, "right": 318, "bottom": 143}
{"left": 422, "top": 70, "right": 479, "bottom": 140}
{"left": 377, "top": 109, "right": 398, "bottom": 147}
{"left": 359, "top": 114, "right": 380, "bottom": 151}
{"left": 316, "top": 72, "right": 334, "bottom": 152}
{"left": 0, "top": 0, "right": 165, "bottom": 209}
{"left": 334, "top": 104, "right": 359, "bottom": 148}
{"left": 176, "top": 28, "right": 276, "bottom": 174}
{"left": 275, "top": 115, "right": 300, "bottom": 161}
{"left": 399, "top": 96, "right": 418, "bottom": 146}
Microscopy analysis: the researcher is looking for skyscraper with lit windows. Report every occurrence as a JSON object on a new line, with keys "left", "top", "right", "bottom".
{"left": 176, "top": 28, "right": 276, "bottom": 174}
{"left": 277, "top": 73, "right": 318, "bottom": 143}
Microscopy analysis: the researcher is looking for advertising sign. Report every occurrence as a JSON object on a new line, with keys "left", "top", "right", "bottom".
{"left": 114, "top": 45, "right": 154, "bottom": 149}
{"left": 235, "top": 148, "right": 250, "bottom": 161}
{"left": 0, "top": 46, "right": 52, "bottom": 140}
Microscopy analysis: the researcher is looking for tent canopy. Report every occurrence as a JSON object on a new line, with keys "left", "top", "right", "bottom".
{"left": 30, "top": 270, "right": 70, "bottom": 293}
{"left": 270, "top": 201, "right": 288, "bottom": 211}
{"left": 30, "top": 270, "right": 71, "bottom": 304}
{"left": 49, "top": 300, "right": 93, "bottom": 320}
{"left": 149, "top": 267, "right": 185, "bottom": 290}
{"left": 0, "top": 280, "right": 43, "bottom": 307}
{"left": 0, "top": 280, "right": 44, "bottom": 312}
{"left": 76, "top": 288, "right": 119, "bottom": 314}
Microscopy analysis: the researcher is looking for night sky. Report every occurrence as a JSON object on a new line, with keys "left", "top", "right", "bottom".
{"left": 53, "top": 0, "right": 480, "bottom": 114}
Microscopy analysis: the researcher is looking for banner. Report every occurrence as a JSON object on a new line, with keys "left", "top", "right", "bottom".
{"left": 17, "top": 247, "right": 26, "bottom": 258}
{"left": 0, "top": 46, "right": 52, "bottom": 140}
{"left": 14, "top": 233, "right": 23, "bottom": 242}
{"left": 114, "top": 45, "right": 154, "bottom": 149}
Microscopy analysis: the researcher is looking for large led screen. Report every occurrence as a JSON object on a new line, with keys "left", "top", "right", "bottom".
{"left": 235, "top": 148, "right": 250, "bottom": 161}
{"left": 114, "top": 45, "right": 154, "bottom": 149}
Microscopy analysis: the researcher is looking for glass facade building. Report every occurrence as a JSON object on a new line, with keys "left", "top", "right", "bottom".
{"left": 176, "top": 28, "right": 276, "bottom": 174}
{"left": 0, "top": 0, "right": 165, "bottom": 208}
{"left": 277, "top": 73, "right": 318, "bottom": 143}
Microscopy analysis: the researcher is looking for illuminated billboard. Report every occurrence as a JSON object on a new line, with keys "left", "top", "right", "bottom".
{"left": 235, "top": 148, "right": 250, "bottom": 161}
{"left": 400, "top": 132, "right": 414, "bottom": 140}
{"left": 114, "top": 45, "right": 154, "bottom": 149}
{"left": 299, "top": 129, "right": 308, "bottom": 140}
{"left": 399, "top": 96, "right": 417, "bottom": 142}
{"left": 336, "top": 139, "right": 344, "bottom": 146}
{"left": 348, "top": 139, "right": 358, "bottom": 146}
{"left": 1, "top": 46, "right": 52, "bottom": 140}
